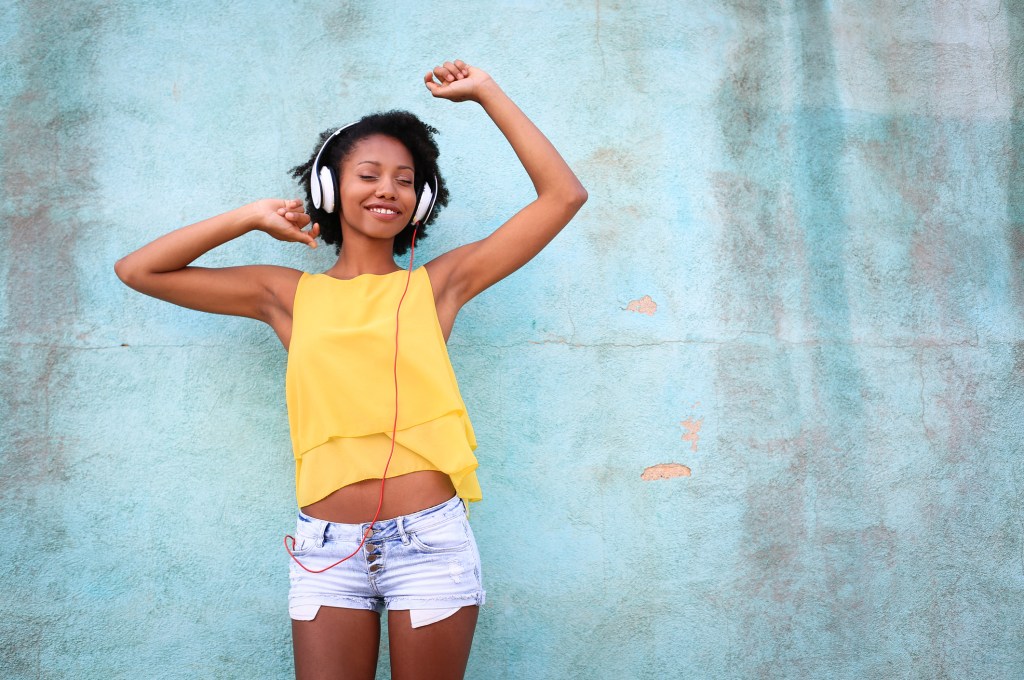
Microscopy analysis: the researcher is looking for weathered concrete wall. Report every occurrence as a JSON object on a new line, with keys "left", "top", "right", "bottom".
{"left": 2, "top": 1, "right": 1022, "bottom": 678}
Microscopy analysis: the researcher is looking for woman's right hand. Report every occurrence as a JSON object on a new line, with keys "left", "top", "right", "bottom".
{"left": 250, "top": 198, "right": 320, "bottom": 249}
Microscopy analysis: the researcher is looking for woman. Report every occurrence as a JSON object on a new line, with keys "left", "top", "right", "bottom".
{"left": 115, "top": 59, "right": 587, "bottom": 679}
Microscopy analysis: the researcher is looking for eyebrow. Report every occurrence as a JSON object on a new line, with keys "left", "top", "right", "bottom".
{"left": 356, "top": 160, "right": 415, "bottom": 172}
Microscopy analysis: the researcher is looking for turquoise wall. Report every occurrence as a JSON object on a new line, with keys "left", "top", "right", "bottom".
{"left": 3, "top": 1, "right": 1023, "bottom": 678}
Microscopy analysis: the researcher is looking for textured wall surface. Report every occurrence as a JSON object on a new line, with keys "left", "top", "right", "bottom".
{"left": 2, "top": 1, "right": 1023, "bottom": 678}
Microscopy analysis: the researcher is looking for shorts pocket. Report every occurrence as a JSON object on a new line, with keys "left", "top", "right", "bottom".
{"left": 408, "top": 515, "right": 471, "bottom": 554}
{"left": 289, "top": 534, "right": 319, "bottom": 557}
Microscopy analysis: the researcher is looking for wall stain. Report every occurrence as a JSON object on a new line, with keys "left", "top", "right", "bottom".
{"left": 1008, "top": 2, "right": 1024, "bottom": 309}
{"left": 577, "top": 143, "right": 662, "bottom": 257}
{"left": 2, "top": 2, "right": 101, "bottom": 338}
{"left": 1, "top": 3, "right": 104, "bottom": 671}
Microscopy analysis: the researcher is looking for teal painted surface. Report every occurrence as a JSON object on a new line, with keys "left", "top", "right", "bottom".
{"left": 2, "top": 1, "right": 1023, "bottom": 678}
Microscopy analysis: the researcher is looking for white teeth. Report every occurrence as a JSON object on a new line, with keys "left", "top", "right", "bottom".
{"left": 369, "top": 207, "right": 397, "bottom": 214}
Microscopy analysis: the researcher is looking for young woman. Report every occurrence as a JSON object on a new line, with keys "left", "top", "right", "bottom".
{"left": 115, "top": 59, "right": 587, "bottom": 679}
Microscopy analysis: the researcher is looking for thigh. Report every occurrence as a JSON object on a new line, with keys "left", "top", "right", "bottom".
{"left": 292, "top": 606, "right": 382, "bottom": 680}
{"left": 387, "top": 605, "right": 479, "bottom": 680}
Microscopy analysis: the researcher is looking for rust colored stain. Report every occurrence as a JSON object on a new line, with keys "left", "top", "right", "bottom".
{"left": 626, "top": 295, "right": 657, "bottom": 315}
{"left": 680, "top": 416, "right": 704, "bottom": 452}
{"left": 641, "top": 463, "right": 692, "bottom": 481}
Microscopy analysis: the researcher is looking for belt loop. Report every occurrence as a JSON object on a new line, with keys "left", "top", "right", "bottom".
{"left": 397, "top": 516, "right": 410, "bottom": 545}
{"left": 315, "top": 519, "right": 328, "bottom": 548}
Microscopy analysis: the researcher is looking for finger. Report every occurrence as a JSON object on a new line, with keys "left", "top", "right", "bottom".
{"left": 454, "top": 59, "right": 469, "bottom": 77}
{"left": 424, "top": 71, "right": 441, "bottom": 95}
{"left": 267, "top": 215, "right": 300, "bottom": 238}
{"left": 443, "top": 61, "right": 461, "bottom": 79}
{"left": 270, "top": 210, "right": 309, "bottom": 234}
{"left": 433, "top": 65, "right": 455, "bottom": 83}
{"left": 285, "top": 212, "right": 311, "bottom": 227}
{"left": 278, "top": 198, "right": 302, "bottom": 215}
{"left": 307, "top": 222, "right": 319, "bottom": 248}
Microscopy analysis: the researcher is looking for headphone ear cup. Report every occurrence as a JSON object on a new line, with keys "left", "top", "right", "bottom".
{"left": 311, "top": 166, "right": 323, "bottom": 210}
{"left": 319, "top": 166, "right": 337, "bottom": 214}
{"left": 411, "top": 176, "right": 438, "bottom": 225}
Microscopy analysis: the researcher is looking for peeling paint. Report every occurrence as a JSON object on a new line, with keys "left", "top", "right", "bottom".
{"left": 641, "top": 463, "right": 692, "bottom": 481}
{"left": 680, "top": 416, "right": 703, "bottom": 452}
{"left": 625, "top": 295, "right": 657, "bottom": 315}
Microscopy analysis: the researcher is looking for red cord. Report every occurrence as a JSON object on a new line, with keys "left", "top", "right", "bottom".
{"left": 285, "top": 223, "right": 420, "bottom": 573}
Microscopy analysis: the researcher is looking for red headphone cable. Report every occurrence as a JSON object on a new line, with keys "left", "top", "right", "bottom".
{"left": 285, "top": 223, "right": 419, "bottom": 573}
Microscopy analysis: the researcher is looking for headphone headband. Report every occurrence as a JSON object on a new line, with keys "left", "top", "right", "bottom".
{"left": 310, "top": 122, "right": 357, "bottom": 213}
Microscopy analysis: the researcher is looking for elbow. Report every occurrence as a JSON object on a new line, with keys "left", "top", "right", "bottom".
{"left": 565, "top": 182, "right": 588, "bottom": 213}
{"left": 114, "top": 257, "right": 138, "bottom": 288}
{"left": 573, "top": 184, "right": 589, "bottom": 208}
{"left": 538, "top": 183, "right": 588, "bottom": 217}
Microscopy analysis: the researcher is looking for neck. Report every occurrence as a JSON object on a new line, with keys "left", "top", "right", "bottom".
{"left": 327, "top": 238, "right": 408, "bottom": 279}
{"left": 328, "top": 221, "right": 419, "bottom": 279}
{"left": 326, "top": 257, "right": 406, "bottom": 280}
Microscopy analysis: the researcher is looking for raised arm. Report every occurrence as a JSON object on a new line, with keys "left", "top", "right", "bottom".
{"left": 423, "top": 60, "right": 588, "bottom": 306}
{"left": 114, "top": 199, "right": 319, "bottom": 323}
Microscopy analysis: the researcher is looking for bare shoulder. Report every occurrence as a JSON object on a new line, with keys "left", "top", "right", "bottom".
{"left": 254, "top": 263, "right": 305, "bottom": 290}
{"left": 422, "top": 251, "right": 458, "bottom": 302}
{"left": 245, "top": 264, "right": 305, "bottom": 350}
{"left": 422, "top": 249, "right": 476, "bottom": 344}
{"left": 254, "top": 264, "right": 306, "bottom": 317}
{"left": 421, "top": 242, "right": 484, "bottom": 310}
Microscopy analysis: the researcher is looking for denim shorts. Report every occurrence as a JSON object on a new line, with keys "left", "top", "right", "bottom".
{"left": 287, "top": 495, "right": 485, "bottom": 618}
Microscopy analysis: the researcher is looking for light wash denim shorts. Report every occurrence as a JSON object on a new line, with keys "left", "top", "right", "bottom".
{"left": 287, "top": 495, "right": 485, "bottom": 618}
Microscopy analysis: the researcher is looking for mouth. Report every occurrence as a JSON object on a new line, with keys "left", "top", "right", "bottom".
{"left": 365, "top": 204, "right": 402, "bottom": 221}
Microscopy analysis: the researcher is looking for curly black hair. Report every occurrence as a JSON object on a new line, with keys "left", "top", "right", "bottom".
{"left": 290, "top": 110, "right": 450, "bottom": 256}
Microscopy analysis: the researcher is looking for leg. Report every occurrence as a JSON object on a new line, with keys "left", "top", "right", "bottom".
{"left": 387, "top": 606, "right": 479, "bottom": 680}
{"left": 292, "top": 605, "right": 382, "bottom": 680}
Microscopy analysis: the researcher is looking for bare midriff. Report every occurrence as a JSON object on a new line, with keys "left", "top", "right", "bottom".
{"left": 300, "top": 470, "right": 457, "bottom": 524}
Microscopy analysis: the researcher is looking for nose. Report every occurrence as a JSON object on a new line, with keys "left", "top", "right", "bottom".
{"left": 375, "top": 177, "right": 397, "bottom": 200}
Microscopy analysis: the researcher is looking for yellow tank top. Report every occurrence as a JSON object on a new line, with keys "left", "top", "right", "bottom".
{"left": 285, "top": 265, "right": 481, "bottom": 508}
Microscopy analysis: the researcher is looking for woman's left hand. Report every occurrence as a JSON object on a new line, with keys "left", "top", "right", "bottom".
{"left": 424, "top": 60, "right": 494, "bottom": 103}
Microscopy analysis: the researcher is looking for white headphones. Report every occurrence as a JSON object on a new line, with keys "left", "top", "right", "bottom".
{"left": 309, "top": 122, "right": 438, "bottom": 226}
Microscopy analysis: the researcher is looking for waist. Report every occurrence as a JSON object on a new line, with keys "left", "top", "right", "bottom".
{"left": 300, "top": 470, "right": 457, "bottom": 523}
{"left": 295, "top": 493, "right": 467, "bottom": 544}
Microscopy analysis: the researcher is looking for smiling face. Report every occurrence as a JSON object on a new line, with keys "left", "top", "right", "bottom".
{"left": 336, "top": 134, "right": 418, "bottom": 244}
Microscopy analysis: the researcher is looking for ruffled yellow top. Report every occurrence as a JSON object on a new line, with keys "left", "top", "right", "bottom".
{"left": 286, "top": 265, "right": 481, "bottom": 508}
